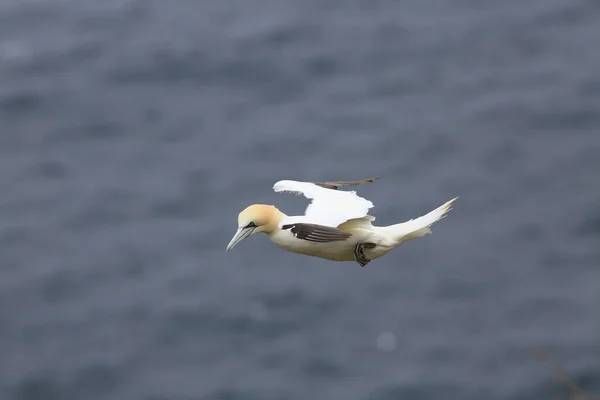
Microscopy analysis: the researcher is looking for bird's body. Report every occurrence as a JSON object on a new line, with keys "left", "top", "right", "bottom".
{"left": 226, "top": 176, "right": 457, "bottom": 267}
{"left": 268, "top": 222, "right": 379, "bottom": 262}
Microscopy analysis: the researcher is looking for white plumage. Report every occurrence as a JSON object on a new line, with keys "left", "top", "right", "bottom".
{"left": 226, "top": 176, "right": 457, "bottom": 267}
{"left": 273, "top": 180, "right": 373, "bottom": 228}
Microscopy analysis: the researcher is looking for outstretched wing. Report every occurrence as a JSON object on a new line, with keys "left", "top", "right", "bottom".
{"left": 273, "top": 179, "right": 376, "bottom": 228}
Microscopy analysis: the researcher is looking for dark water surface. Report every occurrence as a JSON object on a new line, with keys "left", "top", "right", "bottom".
{"left": 1, "top": 0, "right": 599, "bottom": 399}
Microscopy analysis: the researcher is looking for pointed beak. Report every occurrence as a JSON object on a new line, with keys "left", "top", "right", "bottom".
{"left": 226, "top": 227, "right": 255, "bottom": 252}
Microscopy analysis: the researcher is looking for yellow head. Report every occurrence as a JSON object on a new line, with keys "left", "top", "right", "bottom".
{"left": 225, "top": 204, "right": 284, "bottom": 251}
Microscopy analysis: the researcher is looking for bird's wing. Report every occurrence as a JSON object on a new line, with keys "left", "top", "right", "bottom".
{"left": 273, "top": 179, "right": 375, "bottom": 228}
{"left": 281, "top": 222, "right": 352, "bottom": 243}
{"left": 312, "top": 175, "right": 384, "bottom": 190}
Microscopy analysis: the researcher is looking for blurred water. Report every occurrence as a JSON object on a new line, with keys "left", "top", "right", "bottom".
{"left": 0, "top": 0, "right": 599, "bottom": 399}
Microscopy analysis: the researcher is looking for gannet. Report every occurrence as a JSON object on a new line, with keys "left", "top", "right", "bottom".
{"left": 226, "top": 176, "right": 457, "bottom": 267}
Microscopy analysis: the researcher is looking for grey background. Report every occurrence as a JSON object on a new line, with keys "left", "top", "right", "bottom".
{"left": 0, "top": 0, "right": 599, "bottom": 399}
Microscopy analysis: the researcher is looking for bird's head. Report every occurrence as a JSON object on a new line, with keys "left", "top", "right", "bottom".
{"left": 226, "top": 204, "right": 283, "bottom": 251}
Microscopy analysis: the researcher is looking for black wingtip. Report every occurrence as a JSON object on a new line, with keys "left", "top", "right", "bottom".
{"left": 313, "top": 175, "right": 386, "bottom": 190}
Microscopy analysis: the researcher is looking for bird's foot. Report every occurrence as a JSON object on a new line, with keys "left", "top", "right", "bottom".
{"left": 353, "top": 242, "right": 376, "bottom": 267}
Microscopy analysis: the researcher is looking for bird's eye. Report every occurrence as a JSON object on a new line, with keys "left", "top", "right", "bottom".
{"left": 245, "top": 222, "right": 257, "bottom": 229}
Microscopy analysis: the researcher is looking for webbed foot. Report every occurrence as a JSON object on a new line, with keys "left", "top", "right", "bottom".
{"left": 353, "top": 242, "right": 376, "bottom": 267}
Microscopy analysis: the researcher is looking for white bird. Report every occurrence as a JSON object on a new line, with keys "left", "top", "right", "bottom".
{"left": 226, "top": 176, "right": 457, "bottom": 267}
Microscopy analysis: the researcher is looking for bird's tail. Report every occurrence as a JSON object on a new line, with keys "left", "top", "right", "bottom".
{"left": 384, "top": 197, "right": 458, "bottom": 245}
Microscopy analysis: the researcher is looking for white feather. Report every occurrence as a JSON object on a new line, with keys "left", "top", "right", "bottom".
{"left": 273, "top": 180, "right": 374, "bottom": 228}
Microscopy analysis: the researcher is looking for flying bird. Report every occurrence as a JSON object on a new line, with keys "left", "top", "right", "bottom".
{"left": 226, "top": 176, "right": 457, "bottom": 267}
